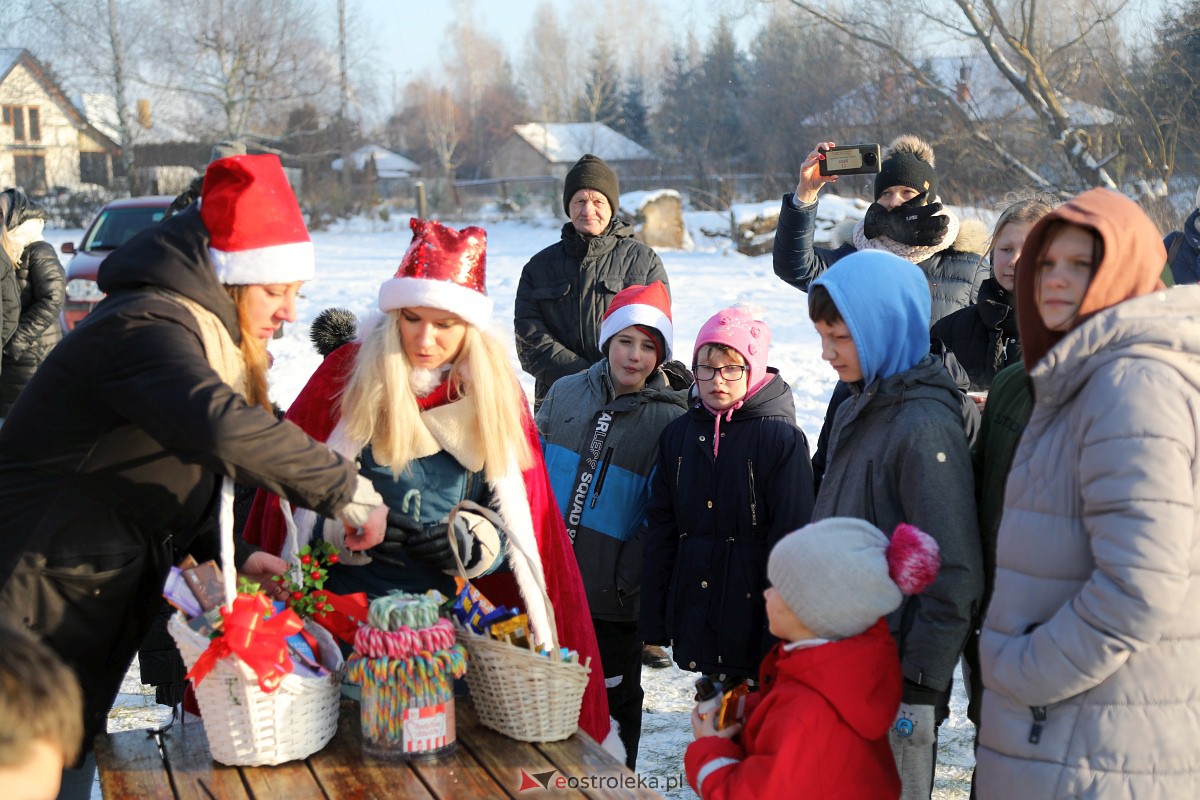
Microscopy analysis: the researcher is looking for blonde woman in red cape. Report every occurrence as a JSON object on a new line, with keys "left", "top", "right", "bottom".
{"left": 244, "top": 218, "right": 613, "bottom": 748}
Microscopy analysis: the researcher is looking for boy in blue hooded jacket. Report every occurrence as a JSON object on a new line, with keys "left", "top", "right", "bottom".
{"left": 808, "top": 251, "right": 983, "bottom": 800}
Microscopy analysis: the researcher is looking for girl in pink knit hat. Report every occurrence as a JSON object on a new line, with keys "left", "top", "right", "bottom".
{"left": 639, "top": 305, "right": 816, "bottom": 687}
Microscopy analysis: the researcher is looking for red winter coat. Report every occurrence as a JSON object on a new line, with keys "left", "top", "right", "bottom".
{"left": 685, "top": 619, "right": 902, "bottom": 800}
{"left": 242, "top": 343, "right": 610, "bottom": 744}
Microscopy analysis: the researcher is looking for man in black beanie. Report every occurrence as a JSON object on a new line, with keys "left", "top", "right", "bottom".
{"left": 515, "top": 153, "right": 670, "bottom": 407}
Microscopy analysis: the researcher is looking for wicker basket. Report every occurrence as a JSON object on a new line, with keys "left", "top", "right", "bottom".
{"left": 166, "top": 492, "right": 343, "bottom": 766}
{"left": 168, "top": 612, "right": 344, "bottom": 766}
{"left": 448, "top": 501, "right": 592, "bottom": 742}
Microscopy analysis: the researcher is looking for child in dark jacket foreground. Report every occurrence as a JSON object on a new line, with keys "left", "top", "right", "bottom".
{"left": 685, "top": 518, "right": 940, "bottom": 800}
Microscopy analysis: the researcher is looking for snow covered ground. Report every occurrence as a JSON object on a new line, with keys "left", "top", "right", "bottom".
{"left": 46, "top": 201, "right": 978, "bottom": 798}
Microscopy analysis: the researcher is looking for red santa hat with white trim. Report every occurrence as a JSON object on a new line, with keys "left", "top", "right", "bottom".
{"left": 200, "top": 154, "right": 315, "bottom": 285}
{"left": 598, "top": 281, "right": 673, "bottom": 366}
{"left": 378, "top": 218, "right": 492, "bottom": 328}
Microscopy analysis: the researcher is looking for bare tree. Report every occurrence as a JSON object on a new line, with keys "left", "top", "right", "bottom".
{"left": 443, "top": 1, "right": 511, "bottom": 178}
{"left": 520, "top": 1, "right": 575, "bottom": 121}
{"left": 780, "top": 0, "right": 1128, "bottom": 191}
{"left": 154, "top": 0, "right": 337, "bottom": 138}
{"left": 32, "top": 0, "right": 155, "bottom": 193}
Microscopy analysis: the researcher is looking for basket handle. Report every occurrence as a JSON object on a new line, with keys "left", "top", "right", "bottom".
{"left": 446, "top": 500, "right": 561, "bottom": 657}
{"left": 219, "top": 478, "right": 237, "bottom": 612}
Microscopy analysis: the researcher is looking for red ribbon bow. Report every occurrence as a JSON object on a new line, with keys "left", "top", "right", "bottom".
{"left": 186, "top": 593, "right": 305, "bottom": 693}
{"left": 309, "top": 590, "right": 369, "bottom": 645}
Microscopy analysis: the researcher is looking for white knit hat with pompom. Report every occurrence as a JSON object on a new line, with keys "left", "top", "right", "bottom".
{"left": 768, "top": 518, "right": 940, "bottom": 640}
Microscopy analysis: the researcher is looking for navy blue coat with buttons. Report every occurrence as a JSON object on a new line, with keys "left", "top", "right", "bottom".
{"left": 639, "top": 371, "right": 815, "bottom": 679}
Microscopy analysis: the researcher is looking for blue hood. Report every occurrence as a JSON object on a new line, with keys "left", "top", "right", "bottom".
{"left": 812, "top": 250, "right": 930, "bottom": 385}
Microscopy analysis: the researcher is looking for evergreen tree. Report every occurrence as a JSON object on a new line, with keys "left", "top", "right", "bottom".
{"left": 577, "top": 38, "right": 622, "bottom": 127}
{"left": 615, "top": 77, "right": 651, "bottom": 148}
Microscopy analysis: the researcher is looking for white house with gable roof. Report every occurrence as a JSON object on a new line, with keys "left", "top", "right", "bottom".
{"left": 0, "top": 49, "right": 120, "bottom": 193}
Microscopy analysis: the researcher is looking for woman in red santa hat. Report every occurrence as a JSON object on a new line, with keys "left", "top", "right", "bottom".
{"left": 243, "top": 217, "right": 614, "bottom": 748}
{"left": 0, "top": 154, "right": 387, "bottom": 798}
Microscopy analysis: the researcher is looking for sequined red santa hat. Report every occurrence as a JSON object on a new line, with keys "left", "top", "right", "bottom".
{"left": 200, "top": 154, "right": 315, "bottom": 285}
{"left": 378, "top": 218, "right": 492, "bottom": 328}
{"left": 598, "top": 282, "right": 673, "bottom": 365}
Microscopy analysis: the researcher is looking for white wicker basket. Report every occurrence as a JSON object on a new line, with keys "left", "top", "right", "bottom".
{"left": 448, "top": 501, "right": 592, "bottom": 742}
{"left": 168, "top": 612, "right": 344, "bottom": 766}
{"left": 167, "top": 491, "right": 343, "bottom": 766}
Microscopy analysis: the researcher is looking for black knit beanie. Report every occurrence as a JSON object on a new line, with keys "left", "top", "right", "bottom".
{"left": 875, "top": 151, "right": 937, "bottom": 203}
{"left": 563, "top": 154, "right": 619, "bottom": 217}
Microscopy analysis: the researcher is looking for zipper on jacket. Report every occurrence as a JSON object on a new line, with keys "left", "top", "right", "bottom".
{"left": 864, "top": 461, "right": 878, "bottom": 527}
{"left": 675, "top": 456, "right": 682, "bottom": 488}
{"left": 590, "top": 447, "right": 615, "bottom": 508}
{"left": 747, "top": 461, "right": 758, "bottom": 526}
{"left": 1028, "top": 706, "right": 1046, "bottom": 744}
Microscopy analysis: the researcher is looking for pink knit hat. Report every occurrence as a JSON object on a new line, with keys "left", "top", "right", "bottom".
{"left": 693, "top": 306, "right": 772, "bottom": 397}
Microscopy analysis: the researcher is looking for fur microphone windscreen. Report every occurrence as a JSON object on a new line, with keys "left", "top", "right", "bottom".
{"left": 310, "top": 307, "right": 358, "bottom": 357}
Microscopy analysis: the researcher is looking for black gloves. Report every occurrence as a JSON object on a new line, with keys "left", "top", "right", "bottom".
{"left": 863, "top": 200, "right": 949, "bottom": 247}
{"left": 384, "top": 510, "right": 454, "bottom": 570}
{"left": 383, "top": 507, "right": 504, "bottom": 576}
{"left": 405, "top": 522, "right": 456, "bottom": 571}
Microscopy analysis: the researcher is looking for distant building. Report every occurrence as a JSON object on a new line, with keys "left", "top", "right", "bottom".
{"left": 0, "top": 48, "right": 120, "bottom": 193}
{"left": 78, "top": 92, "right": 202, "bottom": 195}
{"left": 491, "top": 122, "right": 657, "bottom": 181}
{"left": 332, "top": 144, "right": 420, "bottom": 196}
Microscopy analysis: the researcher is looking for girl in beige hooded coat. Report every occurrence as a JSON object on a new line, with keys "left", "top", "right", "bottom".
{"left": 977, "top": 188, "right": 1200, "bottom": 798}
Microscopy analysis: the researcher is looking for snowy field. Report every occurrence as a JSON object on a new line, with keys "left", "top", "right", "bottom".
{"left": 46, "top": 201, "right": 978, "bottom": 798}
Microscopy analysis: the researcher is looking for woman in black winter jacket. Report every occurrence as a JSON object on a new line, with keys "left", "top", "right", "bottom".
{"left": 0, "top": 189, "right": 65, "bottom": 418}
{"left": 930, "top": 193, "right": 1056, "bottom": 392}
{"left": 0, "top": 156, "right": 386, "bottom": 797}
{"left": 773, "top": 134, "right": 988, "bottom": 325}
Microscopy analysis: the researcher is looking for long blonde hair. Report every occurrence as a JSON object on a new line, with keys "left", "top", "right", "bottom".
{"left": 224, "top": 285, "right": 273, "bottom": 411}
{"left": 339, "top": 311, "right": 533, "bottom": 481}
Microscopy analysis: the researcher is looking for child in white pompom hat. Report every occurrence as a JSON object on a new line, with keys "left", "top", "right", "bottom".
{"left": 686, "top": 518, "right": 940, "bottom": 800}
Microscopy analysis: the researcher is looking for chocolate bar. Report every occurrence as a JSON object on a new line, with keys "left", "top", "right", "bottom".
{"left": 181, "top": 560, "right": 226, "bottom": 612}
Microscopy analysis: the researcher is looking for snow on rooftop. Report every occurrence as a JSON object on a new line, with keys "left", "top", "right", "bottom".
{"left": 514, "top": 122, "right": 654, "bottom": 164}
{"left": 332, "top": 144, "right": 420, "bottom": 177}
{"left": 77, "top": 92, "right": 192, "bottom": 145}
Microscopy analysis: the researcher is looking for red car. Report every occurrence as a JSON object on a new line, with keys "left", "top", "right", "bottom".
{"left": 60, "top": 195, "right": 174, "bottom": 331}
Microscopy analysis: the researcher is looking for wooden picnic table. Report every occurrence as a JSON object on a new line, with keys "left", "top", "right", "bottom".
{"left": 95, "top": 698, "right": 668, "bottom": 799}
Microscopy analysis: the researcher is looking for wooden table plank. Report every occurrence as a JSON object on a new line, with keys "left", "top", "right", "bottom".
{"left": 455, "top": 702, "right": 588, "bottom": 798}
{"left": 98, "top": 695, "right": 660, "bottom": 800}
{"left": 94, "top": 728, "right": 174, "bottom": 800}
{"left": 237, "top": 759, "right": 326, "bottom": 800}
{"left": 308, "top": 702, "right": 436, "bottom": 799}
{"left": 160, "top": 721, "right": 249, "bottom": 800}
{"left": 536, "top": 732, "right": 665, "bottom": 799}
{"left": 407, "top": 740, "right": 512, "bottom": 799}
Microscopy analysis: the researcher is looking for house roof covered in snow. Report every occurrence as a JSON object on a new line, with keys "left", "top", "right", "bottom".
{"left": 77, "top": 92, "right": 193, "bottom": 146}
{"left": 812, "top": 55, "right": 1121, "bottom": 128}
{"left": 332, "top": 144, "right": 419, "bottom": 177}
{"left": 512, "top": 122, "right": 654, "bottom": 164}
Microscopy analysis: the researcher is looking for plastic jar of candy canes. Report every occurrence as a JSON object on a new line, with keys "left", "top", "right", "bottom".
{"left": 349, "top": 592, "right": 467, "bottom": 761}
